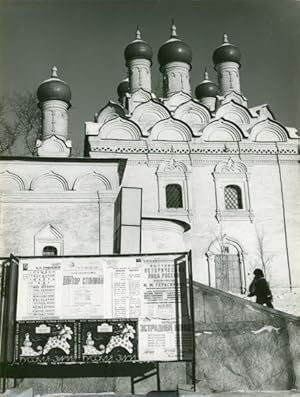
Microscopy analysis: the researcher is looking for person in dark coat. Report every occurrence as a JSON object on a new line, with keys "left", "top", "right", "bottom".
{"left": 248, "top": 268, "right": 273, "bottom": 308}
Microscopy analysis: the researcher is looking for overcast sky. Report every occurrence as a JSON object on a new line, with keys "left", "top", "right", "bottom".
{"left": 1, "top": 0, "right": 299, "bottom": 155}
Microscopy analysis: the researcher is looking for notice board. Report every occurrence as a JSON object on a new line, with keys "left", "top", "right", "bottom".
{"left": 13, "top": 253, "right": 193, "bottom": 364}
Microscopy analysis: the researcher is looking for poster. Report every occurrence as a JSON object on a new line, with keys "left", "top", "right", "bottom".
{"left": 15, "top": 319, "right": 138, "bottom": 364}
{"left": 15, "top": 320, "right": 77, "bottom": 365}
{"left": 15, "top": 254, "right": 192, "bottom": 363}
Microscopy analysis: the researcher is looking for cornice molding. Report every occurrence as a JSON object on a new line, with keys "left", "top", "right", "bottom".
{"left": 89, "top": 142, "right": 298, "bottom": 156}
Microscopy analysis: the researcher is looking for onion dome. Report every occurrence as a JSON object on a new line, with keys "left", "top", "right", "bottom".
{"left": 124, "top": 27, "right": 153, "bottom": 64}
{"left": 195, "top": 69, "right": 219, "bottom": 99}
{"left": 117, "top": 78, "right": 129, "bottom": 98}
{"left": 213, "top": 34, "right": 241, "bottom": 67}
{"left": 158, "top": 21, "right": 192, "bottom": 68}
{"left": 37, "top": 66, "right": 72, "bottom": 107}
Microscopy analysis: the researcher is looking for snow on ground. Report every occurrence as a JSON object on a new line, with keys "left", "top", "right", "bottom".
{"left": 231, "top": 288, "right": 300, "bottom": 317}
{"left": 272, "top": 288, "right": 300, "bottom": 316}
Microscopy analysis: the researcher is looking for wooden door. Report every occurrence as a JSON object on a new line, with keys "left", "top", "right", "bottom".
{"left": 215, "top": 254, "right": 241, "bottom": 293}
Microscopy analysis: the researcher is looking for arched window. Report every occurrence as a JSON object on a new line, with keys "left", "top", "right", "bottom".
{"left": 42, "top": 246, "right": 58, "bottom": 257}
{"left": 224, "top": 185, "right": 243, "bottom": 209}
{"left": 166, "top": 184, "right": 183, "bottom": 208}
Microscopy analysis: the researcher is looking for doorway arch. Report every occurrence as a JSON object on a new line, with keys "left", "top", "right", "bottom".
{"left": 206, "top": 235, "right": 247, "bottom": 294}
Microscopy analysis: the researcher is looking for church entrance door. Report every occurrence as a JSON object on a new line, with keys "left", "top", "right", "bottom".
{"left": 215, "top": 254, "right": 241, "bottom": 293}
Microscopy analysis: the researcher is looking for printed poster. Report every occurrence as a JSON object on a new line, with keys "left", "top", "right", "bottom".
{"left": 15, "top": 254, "right": 192, "bottom": 362}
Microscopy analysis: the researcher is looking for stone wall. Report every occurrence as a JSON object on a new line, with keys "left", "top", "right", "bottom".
{"left": 189, "top": 158, "right": 299, "bottom": 291}
{"left": 192, "top": 281, "right": 300, "bottom": 393}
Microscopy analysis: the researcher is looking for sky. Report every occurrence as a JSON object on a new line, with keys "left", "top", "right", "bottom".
{"left": 0, "top": 0, "right": 299, "bottom": 155}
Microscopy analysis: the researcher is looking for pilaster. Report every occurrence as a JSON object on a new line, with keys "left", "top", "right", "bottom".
{"left": 216, "top": 61, "right": 241, "bottom": 95}
{"left": 162, "top": 62, "right": 191, "bottom": 97}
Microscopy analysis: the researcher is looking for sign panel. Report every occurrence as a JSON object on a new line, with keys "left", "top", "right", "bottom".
{"left": 113, "top": 187, "right": 142, "bottom": 254}
{"left": 15, "top": 254, "right": 192, "bottom": 363}
{"left": 15, "top": 320, "right": 77, "bottom": 365}
{"left": 14, "top": 319, "right": 138, "bottom": 364}
{"left": 79, "top": 319, "right": 138, "bottom": 363}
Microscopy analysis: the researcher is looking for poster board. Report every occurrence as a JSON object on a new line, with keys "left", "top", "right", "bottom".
{"left": 14, "top": 253, "right": 193, "bottom": 365}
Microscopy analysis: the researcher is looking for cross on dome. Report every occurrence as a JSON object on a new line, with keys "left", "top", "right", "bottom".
{"left": 204, "top": 67, "right": 209, "bottom": 81}
{"left": 223, "top": 33, "right": 229, "bottom": 44}
{"left": 158, "top": 20, "right": 192, "bottom": 67}
{"left": 170, "top": 19, "right": 177, "bottom": 38}
{"left": 195, "top": 67, "right": 218, "bottom": 99}
{"left": 213, "top": 33, "right": 241, "bottom": 66}
{"left": 51, "top": 66, "right": 58, "bottom": 78}
{"left": 135, "top": 26, "right": 142, "bottom": 41}
{"left": 37, "top": 66, "right": 71, "bottom": 106}
{"left": 124, "top": 27, "right": 153, "bottom": 63}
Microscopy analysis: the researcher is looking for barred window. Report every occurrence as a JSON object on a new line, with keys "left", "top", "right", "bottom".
{"left": 166, "top": 184, "right": 183, "bottom": 208}
{"left": 224, "top": 185, "right": 243, "bottom": 209}
{"left": 42, "top": 246, "right": 58, "bottom": 257}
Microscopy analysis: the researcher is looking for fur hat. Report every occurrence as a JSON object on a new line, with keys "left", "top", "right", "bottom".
{"left": 253, "top": 268, "right": 264, "bottom": 277}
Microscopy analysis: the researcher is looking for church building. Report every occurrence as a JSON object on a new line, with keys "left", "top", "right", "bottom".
{"left": 0, "top": 24, "right": 299, "bottom": 298}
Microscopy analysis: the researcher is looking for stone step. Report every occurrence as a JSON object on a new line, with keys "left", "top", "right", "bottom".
{"left": 186, "top": 391, "right": 300, "bottom": 396}
{"left": 38, "top": 391, "right": 300, "bottom": 397}
{"left": 36, "top": 393, "right": 176, "bottom": 397}
{"left": 37, "top": 394, "right": 176, "bottom": 397}
{"left": 38, "top": 392, "right": 147, "bottom": 397}
{"left": 4, "top": 390, "right": 300, "bottom": 397}
{"left": 3, "top": 392, "right": 147, "bottom": 397}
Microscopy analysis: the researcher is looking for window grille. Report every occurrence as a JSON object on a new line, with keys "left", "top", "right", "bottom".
{"left": 42, "top": 246, "right": 58, "bottom": 257}
{"left": 166, "top": 184, "right": 183, "bottom": 208}
{"left": 224, "top": 185, "right": 243, "bottom": 209}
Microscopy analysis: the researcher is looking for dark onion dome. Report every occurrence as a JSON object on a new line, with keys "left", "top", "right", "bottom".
{"left": 213, "top": 34, "right": 241, "bottom": 67}
{"left": 158, "top": 22, "right": 192, "bottom": 68}
{"left": 117, "top": 78, "right": 129, "bottom": 98}
{"left": 37, "top": 66, "right": 72, "bottom": 108}
{"left": 195, "top": 70, "right": 219, "bottom": 99}
{"left": 124, "top": 28, "right": 153, "bottom": 64}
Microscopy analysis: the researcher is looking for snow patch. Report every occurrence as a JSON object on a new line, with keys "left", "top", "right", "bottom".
{"left": 196, "top": 331, "right": 213, "bottom": 336}
{"left": 251, "top": 325, "right": 280, "bottom": 335}
{"left": 230, "top": 288, "right": 300, "bottom": 317}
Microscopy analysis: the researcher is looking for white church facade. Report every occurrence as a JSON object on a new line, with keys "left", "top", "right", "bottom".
{"left": 0, "top": 25, "right": 299, "bottom": 298}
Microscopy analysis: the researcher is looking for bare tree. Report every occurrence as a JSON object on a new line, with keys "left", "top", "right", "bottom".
{"left": 0, "top": 92, "right": 42, "bottom": 156}
{"left": 209, "top": 223, "right": 227, "bottom": 253}
{"left": 0, "top": 99, "right": 17, "bottom": 155}
{"left": 9, "top": 92, "right": 42, "bottom": 155}
{"left": 255, "top": 226, "right": 274, "bottom": 280}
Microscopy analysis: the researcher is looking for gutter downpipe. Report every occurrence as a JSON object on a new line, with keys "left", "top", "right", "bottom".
{"left": 275, "top": 142, "right": 292, "bottom": 291}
